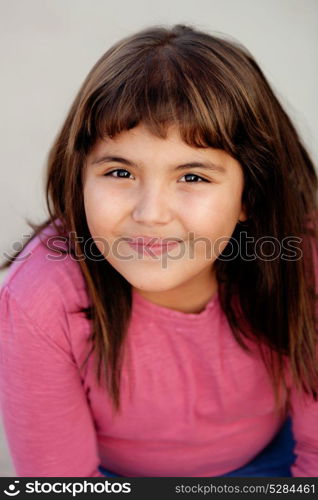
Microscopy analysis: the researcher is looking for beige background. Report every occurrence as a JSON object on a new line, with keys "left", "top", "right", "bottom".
{"left": 0, "top": 0, "right": 317, "bottom": 477}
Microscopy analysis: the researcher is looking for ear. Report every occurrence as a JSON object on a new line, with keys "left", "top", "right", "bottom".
{"left": 238, "top": 204, "right": 248, "bottom": 222}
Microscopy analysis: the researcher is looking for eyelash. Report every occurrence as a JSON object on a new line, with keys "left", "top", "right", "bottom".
{"left": 103, "top": 169, "right": 210, "bottom": 183}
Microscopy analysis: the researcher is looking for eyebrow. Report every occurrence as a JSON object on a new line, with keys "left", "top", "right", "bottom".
{"left": 91, "top": 155, "right": 226, "bottom": 174}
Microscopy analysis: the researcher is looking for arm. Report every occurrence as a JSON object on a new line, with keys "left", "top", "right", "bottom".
{"left": 289, "top": 231, "right": 318, "bottom": 476}
{"left": 289, "top": 383, "right": 318, "bottom": 477}
{"left": 0, "top": 285, "right": 104, "bottom": 477}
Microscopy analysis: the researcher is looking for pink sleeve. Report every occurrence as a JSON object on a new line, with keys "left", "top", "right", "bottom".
{"left": 289, "top": 234, "right": 318, "bottom": 477}
{"left": 0, "top": 285, "right": 104, "bottom": 477}
{"left": 289, "top": 383, "right": 318, "bottom": 477}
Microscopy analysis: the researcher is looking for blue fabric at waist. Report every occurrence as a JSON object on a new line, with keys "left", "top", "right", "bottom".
{"left": 98, "top": 416, "right": 296, "bottom": 478}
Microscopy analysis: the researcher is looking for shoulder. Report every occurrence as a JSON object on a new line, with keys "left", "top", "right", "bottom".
{"left": 0, "top": 220, "right": 90, "bottom": 335}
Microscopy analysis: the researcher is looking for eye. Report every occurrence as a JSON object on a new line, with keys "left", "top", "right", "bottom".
{"left": 103, "top": 169, "right": 210, "bottom": 183}
{"left": 179, "top": 174, "right": 210, "bottom": 183}
{"left": 104, "top": 169, "right": 133, "bottom": 179}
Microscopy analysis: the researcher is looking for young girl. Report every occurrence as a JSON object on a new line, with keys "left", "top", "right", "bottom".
{"left": 0, "top": 24, "right": 317, "bottom": 478}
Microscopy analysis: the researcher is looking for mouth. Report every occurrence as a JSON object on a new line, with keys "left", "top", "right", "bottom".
{"left": 123, "top": 236, "right": 183, "bottom": 247}
{"left": 124, "top": 238, "right": 182, "bottom": 256}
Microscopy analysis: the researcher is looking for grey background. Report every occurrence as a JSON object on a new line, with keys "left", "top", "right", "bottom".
{"left": 0, "top": 0, "right": 317, "bottom": 477}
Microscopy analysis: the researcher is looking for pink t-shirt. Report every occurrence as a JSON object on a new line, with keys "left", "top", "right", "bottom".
{"left": 0, "top": 222, "right": 317, "bottom": 477}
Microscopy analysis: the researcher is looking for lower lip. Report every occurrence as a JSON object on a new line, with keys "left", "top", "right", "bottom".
{"left": 127, "top": 241, "right": 181, "bottom": 255}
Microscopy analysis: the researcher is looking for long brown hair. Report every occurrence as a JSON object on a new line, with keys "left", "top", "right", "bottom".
{"left": 1, "top": 24, "right": 318, "bottom": 414}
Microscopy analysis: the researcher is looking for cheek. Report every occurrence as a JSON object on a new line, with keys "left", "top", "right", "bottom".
{"left": 181, "top": 188, "right": 241, "bottom": 237}
{"left": 83, "top": 180, "right": 125, "bottom": 233}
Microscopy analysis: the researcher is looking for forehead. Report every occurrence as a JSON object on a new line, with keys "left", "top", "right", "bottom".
{"left": 88, "top": 123, "right": 239, "bottom": 169}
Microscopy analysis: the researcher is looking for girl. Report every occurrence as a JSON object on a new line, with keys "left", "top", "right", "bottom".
{"left": 0, "top": 24, "right": 317, "bottom": 478}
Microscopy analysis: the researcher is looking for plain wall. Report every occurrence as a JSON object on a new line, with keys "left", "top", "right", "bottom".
{"left": 0, "top": 0, "right": 317, "bottom": 477}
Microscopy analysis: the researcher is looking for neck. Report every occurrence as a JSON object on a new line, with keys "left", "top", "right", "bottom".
{"left": 133, "top": 266, "right": 218, "bottom": 314}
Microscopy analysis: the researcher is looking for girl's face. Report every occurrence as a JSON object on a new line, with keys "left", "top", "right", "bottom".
{"left": 83, "top": 123, "right": 246, "bottom": 310}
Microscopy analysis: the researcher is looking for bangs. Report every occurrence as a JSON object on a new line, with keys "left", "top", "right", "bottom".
{"left": 76, "top": 40, "right": 243, "bottom": 155}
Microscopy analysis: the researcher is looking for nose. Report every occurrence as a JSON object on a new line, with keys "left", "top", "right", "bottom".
{"left": 131, "top": 183, "right": 172, "bottom": 226}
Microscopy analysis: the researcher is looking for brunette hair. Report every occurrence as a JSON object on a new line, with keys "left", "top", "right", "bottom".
{"left": 2, "top": 24, "right": 318, "bottom": 414}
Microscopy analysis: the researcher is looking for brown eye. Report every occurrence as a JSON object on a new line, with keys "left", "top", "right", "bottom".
{"left": 179, "top": 174, "right": 210, "bottom": 183}
{"left": 104, "top": 169, "right": 133, "bottom": 179}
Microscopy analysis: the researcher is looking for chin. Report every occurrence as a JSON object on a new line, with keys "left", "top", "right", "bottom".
{"left": 116, "top": 267, "right": 183, "bottom": 293}
{"left": 132, "top": 283, "right": 175, "bottom": 293}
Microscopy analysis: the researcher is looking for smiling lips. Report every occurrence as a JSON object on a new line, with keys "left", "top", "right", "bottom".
{"left": 124, "top": 236, "right": 182, "bottom": 255}
{"left": 123, "top": 235, "right": 183, "bottom": 247}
